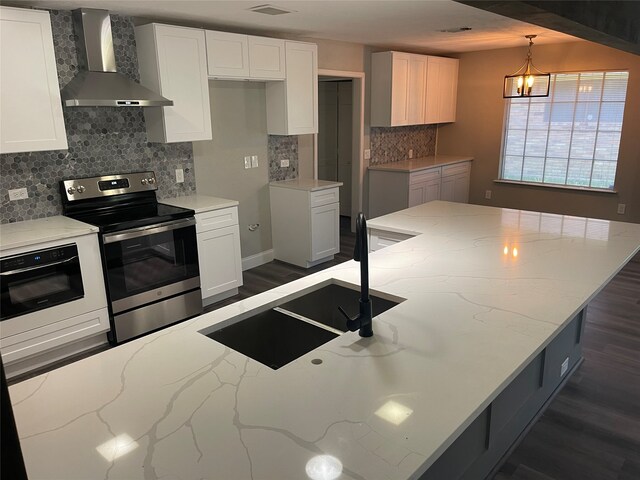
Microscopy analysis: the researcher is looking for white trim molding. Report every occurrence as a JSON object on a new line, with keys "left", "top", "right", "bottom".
{"left": 242, "top": 249, "right": 274, "bottom": 271}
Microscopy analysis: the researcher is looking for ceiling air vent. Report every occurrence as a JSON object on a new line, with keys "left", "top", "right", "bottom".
{"left": 249, "top": 4, "right": 295, "bottom": 15}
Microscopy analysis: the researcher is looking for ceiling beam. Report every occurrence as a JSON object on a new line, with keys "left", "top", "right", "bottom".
{"left": 456, "top": 1, "right": 640, "bottom": 55}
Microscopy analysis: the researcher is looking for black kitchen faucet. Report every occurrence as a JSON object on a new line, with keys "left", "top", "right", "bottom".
{"left": 338, "top": 212, "right": 373, "bottom": 337}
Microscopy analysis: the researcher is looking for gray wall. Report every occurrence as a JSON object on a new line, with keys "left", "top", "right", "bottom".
{"left": 0, "top": 10, "right": 195, "bottom": 224}
{"left": 193, "top": 81, "right": 298, "bottom": 259}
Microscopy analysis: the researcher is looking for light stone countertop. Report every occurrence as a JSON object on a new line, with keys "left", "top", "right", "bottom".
{"left": 160, "top": 194, "right": 239, "bottom": 214}
{"left": 269, "top": 178, "right": 343, "bottom": 191}
{"left": 8, "top": 201, "right": 640, "bottom": 479}
{"left": 0, "top": 216, "right": 99, "bottom": 252}
{"left": 368, "top": 155, "right": 473, "bottom": 172}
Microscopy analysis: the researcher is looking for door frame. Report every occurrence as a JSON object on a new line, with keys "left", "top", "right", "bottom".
{"left": 316, "top": 69, "right": 365, "bottom": 232}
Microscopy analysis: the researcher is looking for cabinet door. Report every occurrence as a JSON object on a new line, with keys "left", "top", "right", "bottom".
{"left": 198, "top": 225, "right": 243, "bottom": 298}
{"left": 408, "top": 183, "right": 426, "bottom": 208}
{"left": 266, "top": 41, "right": 317, "bottom": 135}
{"left": 424, "top": 57, "right": 441, "bottom": 125}
{"left": 438, "top": 58, "right": 459, "bottom": 123}
{"left": 0, "top": 7, "right": 67, "bottom": 154}
{"left": 425, "top": 178, "right": 441, "bottom": 202}
{"left": 155, "top": 25, "right": 211, "bottom": 142}
{"left": 205, "top": 31, "right": 249, "bottom": 78}
{"left": 425, "top": 56, "right": 459, "bottom": 124}
{"left": 311, "top": 202, "right": 340, "bottom": 261}
{"left": 408, "top": 55, "right": 427, "bottom": 125}
{"left": 285, "top": 41, "right": 318, "bottom": 134}
{"left": 248, "top": 36, "right": 285, "bottom": 80}
{"left": 441, "top": 173, "right": 470, "bottom": 203}
{"left": 391, "top": 52, "right": 411, "bottom": 126}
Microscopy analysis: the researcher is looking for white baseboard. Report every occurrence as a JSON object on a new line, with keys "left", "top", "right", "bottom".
{"left": 242, "top": 249, "right": 274, "bottom": 271}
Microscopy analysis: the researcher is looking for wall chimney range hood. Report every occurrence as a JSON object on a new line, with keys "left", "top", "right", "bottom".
{"left": 61, "top": 9, "right": 173, "bottom": 107}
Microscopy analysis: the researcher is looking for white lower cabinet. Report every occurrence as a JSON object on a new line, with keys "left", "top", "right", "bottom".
{"left": 368, "top": 160, "right": 471, "bottom": 218}
{"left": 195, "top": 207, "right": 243, "bottom": 305}
{"left": 440, "top": 162, "right": 471, "bottom": 203}
{"left": 270, "top": 185, "right": 340, "bottom": 268}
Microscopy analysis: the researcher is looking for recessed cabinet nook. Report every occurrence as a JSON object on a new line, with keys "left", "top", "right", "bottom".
{"left": 371, "top": 51, "right": 459, "bottom": 126}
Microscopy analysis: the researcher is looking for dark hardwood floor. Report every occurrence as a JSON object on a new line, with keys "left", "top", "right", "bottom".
{"left": 494, "top": 260, "right": 640, "bottom": 480}
{"left": 8, "top": 217, "right": 640, "bottom": 480}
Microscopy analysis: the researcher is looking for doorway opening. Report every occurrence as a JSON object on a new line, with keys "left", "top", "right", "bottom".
{"left": 316, "top": 70, "right": 365, "bottom": 232}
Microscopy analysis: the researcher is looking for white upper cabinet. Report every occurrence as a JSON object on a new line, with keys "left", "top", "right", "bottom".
{"left": 248, "top": 36, "right": 286, "bottom": 80}
{"left": 266, "top": 41, "right": 318, "bottom": 135}
{"left": 425, "top": 56, "right": 459, "bottom": 124}
{"left": 206, "top": 31, "right": 285, "bottom": 80}
{"left": 371, "top": 52, "right": 427, "bottom": 127}
{"left": 135, "top": 23, "right": 212, "bottom": 143}
{"left": 205, "top": 31, "right": 250, "bottom": 78}
{"left": 371, "top": 51, "right": 459, "bottom": 127}
{"left": 0, "top": 7, "right": 67, "bottom": 154}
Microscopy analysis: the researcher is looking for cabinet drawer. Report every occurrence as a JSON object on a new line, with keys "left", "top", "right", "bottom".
{"left": 196, "top": 207, "right": 238, "bottom": 233}
{"left": 310, "top": 188, "right": 339, "bottom": 208}
{"left": 442, "top": 161, "right": 470, "bottom": 177}
{"left": 409, "top": 168, "right": 441, "bottom": 185}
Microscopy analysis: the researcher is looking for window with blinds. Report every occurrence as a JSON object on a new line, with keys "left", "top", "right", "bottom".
{"left": 500, "top": 71, "right": 629, "bottom": 190}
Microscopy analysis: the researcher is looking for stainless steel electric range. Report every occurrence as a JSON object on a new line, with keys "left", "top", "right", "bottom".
{"left": 61, "top": 172, "right": 202, "bottom": 345}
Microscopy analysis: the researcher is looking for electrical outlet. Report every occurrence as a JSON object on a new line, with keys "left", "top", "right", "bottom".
{"left": 364, "top": 149, "right": 371, "bottom": 160}
{"left": 8, "top": 188, "right": 28, "bottom": 201}
{"left": 280, "top": 159, "right": 290, "bottom": 168}
{"left": 617, "top": 203, "right": 626, "bottom": 215}
{"left": 485, "top": 190, "right": 492, "bottom": 199}
{"left": 408, "top": 149, "right": 414, "bottom": 159}
{"left": 251, "top": 155, "right": 258, "bottom": 168}
{"left": 560, "top": 357, "right": 569, "bottom": 377}
{"left": 175, "top": 168, "right": 184, "bottom": 183}
{"left": 244, "top": 156, "right": 251, "bottom": 169}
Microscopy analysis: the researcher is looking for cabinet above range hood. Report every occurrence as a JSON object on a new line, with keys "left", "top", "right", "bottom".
{"left": 61, "top": 9, "right": 173, "bottom": 107}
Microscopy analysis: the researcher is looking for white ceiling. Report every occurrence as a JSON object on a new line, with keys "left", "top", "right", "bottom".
{"left": 14, "top": 0, "right": 580, "bottom": 54}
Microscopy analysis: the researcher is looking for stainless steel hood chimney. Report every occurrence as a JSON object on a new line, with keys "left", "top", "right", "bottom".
{"left": 61, "top": 9, "right": 173, "bottom": 107}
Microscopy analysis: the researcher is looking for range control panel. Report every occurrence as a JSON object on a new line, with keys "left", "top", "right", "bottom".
{"left": 61, "top": 172, "right": 157, "bottom": 201}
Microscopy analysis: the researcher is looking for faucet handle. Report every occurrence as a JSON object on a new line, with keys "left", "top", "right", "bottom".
{"left": 338, "top": 306, "right": 361, "bottom": 332}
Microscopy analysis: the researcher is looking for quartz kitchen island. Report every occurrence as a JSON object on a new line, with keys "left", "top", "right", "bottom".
{"left": 8, "top": 201, "right": 640, "bottom": 480}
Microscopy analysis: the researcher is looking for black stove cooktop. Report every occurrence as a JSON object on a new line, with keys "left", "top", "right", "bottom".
{"left": 66, "top": 202, "right": 194, "bottom": 233}
{"left": 60, "top": 171, "right": 194, "bottom": 233}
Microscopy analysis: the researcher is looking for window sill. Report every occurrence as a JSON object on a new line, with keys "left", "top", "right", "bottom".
{"left": 493, "top": 179, "right": 617, "bottom": 194}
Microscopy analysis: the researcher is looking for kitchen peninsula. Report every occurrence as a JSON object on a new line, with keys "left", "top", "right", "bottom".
{"left": 9, "top": 201, "right": 640, "bottom": 479}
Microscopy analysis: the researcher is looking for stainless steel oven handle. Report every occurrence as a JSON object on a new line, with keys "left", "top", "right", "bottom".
{"left": 0, "top": 256, "right": 79, "bottom": 276}
{"left": 103, "top": 218, "right": 196, "bottom": 244}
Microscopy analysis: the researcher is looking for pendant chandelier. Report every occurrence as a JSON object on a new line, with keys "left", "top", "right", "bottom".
{"left": 503, "top": 35, "right": 550, "bottom": 98}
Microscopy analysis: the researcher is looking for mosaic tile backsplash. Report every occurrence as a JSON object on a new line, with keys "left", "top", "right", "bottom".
{"left": 369, "top": 125, "right": 437, "bottom": 165}
{"left": 268, "top": 135, "right": 299, "bottom": 182}
{"left": 0, "top": 10, "right": 195, "bottom": 224}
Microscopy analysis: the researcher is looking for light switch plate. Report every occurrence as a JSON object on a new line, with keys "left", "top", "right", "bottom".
{"left": 175, "top": 168, "right": 184, "bottom": 183}
{"left": 244, "top": 156, "right": 251, "bottom": 169}
{"left": 251, "top": 155, "right": 258, "bottom": 168}
{"left": 364, "top": 149, "right": 371, "bottom": 160}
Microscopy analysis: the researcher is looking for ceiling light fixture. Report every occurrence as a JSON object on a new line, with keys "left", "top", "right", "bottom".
{"left": 249, "top": 4, "right": 295, "bottom": 16}
{"left": 503, "top": 35, "right": 550, "bottom": 98}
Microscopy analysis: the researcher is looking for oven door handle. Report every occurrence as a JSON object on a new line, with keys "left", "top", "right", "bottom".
{"left": 102, "top": 218, "right": 196, "bottom": 244}
{"left": 0, "top": 256, "right": 79, "bottom": 276}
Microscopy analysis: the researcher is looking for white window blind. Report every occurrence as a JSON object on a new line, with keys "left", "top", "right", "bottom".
{"left": 500, "top": 71, "right": 629, "bottom": 190}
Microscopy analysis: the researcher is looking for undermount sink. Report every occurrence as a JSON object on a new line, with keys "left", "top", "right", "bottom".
{"left": 202, "top": 282, "right": 404, "bottom": 370}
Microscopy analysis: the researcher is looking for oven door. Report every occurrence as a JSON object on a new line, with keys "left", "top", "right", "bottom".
{"left": 102, "top": 218, "right": 200, "bottom": 313}
{"left": 1, "top": 244, "right": 84, "bottom": 321}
